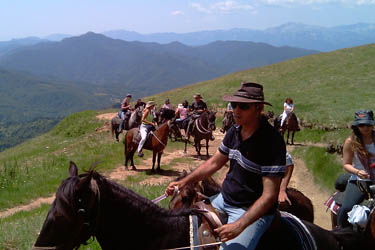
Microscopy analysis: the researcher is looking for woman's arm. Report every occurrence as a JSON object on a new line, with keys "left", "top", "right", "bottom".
{"left": 141, "top": 109, "right": 154, "bottom": 126}
{"left": 343, "top": 137, "right": 370, "bottom": 179}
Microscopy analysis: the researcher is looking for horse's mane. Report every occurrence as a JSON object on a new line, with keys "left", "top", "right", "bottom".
{"left": 332, "top": 227, "right": 375, "bottom": 249}
{"left": 87, "top": 170, "right": 193, "bottom": 218}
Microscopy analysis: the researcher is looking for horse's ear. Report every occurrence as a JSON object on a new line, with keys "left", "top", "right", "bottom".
{"left": 69, "top": 161, "right": 78, "bottom": 177}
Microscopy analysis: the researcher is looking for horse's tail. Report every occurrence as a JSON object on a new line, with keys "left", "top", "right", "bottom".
{"left": 111, "top": 119, "right": 115, "bottom": 138}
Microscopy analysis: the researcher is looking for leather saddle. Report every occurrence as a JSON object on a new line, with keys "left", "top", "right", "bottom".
{"left": 191, "top": 201, "right": 316, "bottom": 250}
{"left": 132, "top": 126, "right": 155, "bottom": 145}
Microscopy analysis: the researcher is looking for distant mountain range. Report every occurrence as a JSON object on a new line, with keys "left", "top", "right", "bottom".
{"left": 102, "top": 23, "right": 375, "bottom": 51}
{"left": 0, "top": 32, "right": 317, "bottom": 98}
{"left": 1, "top": 23, "right": 374, "bottom": 54}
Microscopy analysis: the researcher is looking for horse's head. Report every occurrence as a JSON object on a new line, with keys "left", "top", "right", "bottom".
{"left": 208, "top": 111, "right": 217, "bottom": 131}
{"left": 33, "top": 162, "right": 100, "bottom": 250}
{"left": 169, "top": 170, "right": 221, "bottom": 210}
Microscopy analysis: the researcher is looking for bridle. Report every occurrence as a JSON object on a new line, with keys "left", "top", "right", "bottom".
{"left": 32, "top": 178, "right": 101, "bottom": 250}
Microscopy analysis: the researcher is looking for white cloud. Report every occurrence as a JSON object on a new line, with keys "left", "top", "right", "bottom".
{"left": 212, "top": 1, "right": 255, "bottom": 12}
{"left": 190, "top": 1, "right": 255, "bottom": 14}
{"left": 171, "top": 10, "right": 184, "bottom": 15}
{"left": 190, "top": 3, "right": 212, "bottom": 13}
{"left": 259, "top": 0, "right": 375, "bottom": 5}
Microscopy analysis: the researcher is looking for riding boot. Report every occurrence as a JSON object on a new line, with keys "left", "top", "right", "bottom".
{"left": 137, "top": 150, "right": 144, "bottom": 157}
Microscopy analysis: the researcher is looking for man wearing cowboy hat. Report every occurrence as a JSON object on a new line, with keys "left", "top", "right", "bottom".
{"left": 186, "top": 93, "right": 215, "bottom": 140}
{"left": 166, "top": 82, "right": 286, "bottom": 250}
{"left": 137, "top": 101, "right": 157, "bottom": 157}
{"left": 118, "top": 94, "right": 132, "bottom": 132}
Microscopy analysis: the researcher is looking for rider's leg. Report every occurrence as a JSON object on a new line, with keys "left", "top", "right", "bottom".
{"left": 210, "top": 193, "right": 273, "bottom": 250}
{"left": 337, "top": 180, "right": 366, "bottom": 228}
{"left": 137, "top": 124, "right": 148, "bottom": 157}
{"left": 280, "top": 111, "right": 287, "bottom": 127}
{"left": 118, "top": 112, "right": 125, "bottom": 132}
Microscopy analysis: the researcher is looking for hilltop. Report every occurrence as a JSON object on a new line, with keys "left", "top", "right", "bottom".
{"left": 147, "top": 44, "right": 375, "bottom": 127}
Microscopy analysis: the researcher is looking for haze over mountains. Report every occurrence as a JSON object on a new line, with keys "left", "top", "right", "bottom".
{"left": 0, "top": 32, "right": 317, "bottom": 98}
{"left": 103, "top": 23, "right": 375, "bottom": 52}
{"left": 1, "top": 23, "right": 375, "bottom": 54}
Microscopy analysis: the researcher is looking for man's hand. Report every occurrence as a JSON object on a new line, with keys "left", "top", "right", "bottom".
{"left": 165, "top": 181, "right": 180, "bottom": 196}
{"left": 214, "top": 221, "right": 243, "bottom": 242}
{"left": 278, "top": 190, "right": 291, "bottom": 205}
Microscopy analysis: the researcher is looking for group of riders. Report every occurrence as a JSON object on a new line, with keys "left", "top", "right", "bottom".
{"left": 117, "top": 93, "right": 214, "bottom": 158}
{"left": 117, "top": 82, "right": 374, "bottom": 249}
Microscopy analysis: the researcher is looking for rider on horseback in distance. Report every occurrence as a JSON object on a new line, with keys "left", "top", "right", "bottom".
{"left": 166, "top": 82, "right": 286, "bottom": 250}
{"left": 118, "top": 94, "right": 132, "bottom": 133}
{"left": 137, "top": 101, "right": 157, "bottom": 158}
{"left": 280, "top": 97, "right": 294, "bottom": 130}
{"left": 186, "top": 93, "right": 214, "bottom": 140}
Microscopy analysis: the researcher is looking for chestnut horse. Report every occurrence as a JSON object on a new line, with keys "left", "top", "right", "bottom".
{"left": 124, "top": 120, "right": 172, "bottom": 172}
{"left": 33, "top": 163, "right": 374, "bottom": 250}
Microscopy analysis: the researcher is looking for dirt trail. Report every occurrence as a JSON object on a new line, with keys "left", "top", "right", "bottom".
{"left": 0, "top": 113, "right": 332, "bottom": 230}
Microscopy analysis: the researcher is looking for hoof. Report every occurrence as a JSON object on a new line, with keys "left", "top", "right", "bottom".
{"left": 125, "top": 167, "right": 129, "bottom": 171}
{"left": 132, "top": 166, "right": 137, "bottom": 170}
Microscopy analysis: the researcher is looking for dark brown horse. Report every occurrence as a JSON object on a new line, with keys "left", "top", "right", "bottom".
{"left": 124, "top": 120, "right": 172, "bottom": 172}
{"left": 33, "top": 163, "right": 374, "bottom": 250}
{"left": 220, "top": 111, "right": 234, "bottom": 134}
{"left": 184, "top": 111, "right": 216, "bottom": 158}
{"left": 111, "top": 106, "right": 143, "bottom": 142}
{"left": 169, "top": 171, "right": 314, "bottom": 223}
{"left": 275, "top": 112, "right": 300, "bottom": 145}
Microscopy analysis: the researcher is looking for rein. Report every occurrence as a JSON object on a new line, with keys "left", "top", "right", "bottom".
{"left": 150, "top": 130, "right": 166, "bottom": 147}
{"left": 195, "top": 118, "right": 211, "bottom": 134}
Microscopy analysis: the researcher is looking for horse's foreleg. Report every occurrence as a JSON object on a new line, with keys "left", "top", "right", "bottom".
{"left": 206, "top": 139, "right": 209, "bottom": 157}
{"left": 286, "top": 130, "right": 290, "bottom": 145}
{"left": 157, "top": 151, "right": 162, "bottom": 172}
{"left": 152, "top": 151, "right": 157, "bottom": 172}
{"left": 291, "top": 131, "right": 295, "bottom": 145}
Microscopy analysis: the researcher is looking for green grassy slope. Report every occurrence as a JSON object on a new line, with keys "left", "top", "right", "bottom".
{"left": 148, "top": 44, "right": 375, "bottom": 127}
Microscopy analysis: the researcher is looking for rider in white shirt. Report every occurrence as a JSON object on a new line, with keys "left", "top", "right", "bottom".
{"left": 280, "top": 97, "right": 294, "bottom": 128}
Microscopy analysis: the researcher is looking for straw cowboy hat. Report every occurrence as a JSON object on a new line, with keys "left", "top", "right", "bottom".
{"left": 193, "top": 93, "right": 202, "bottom": 98}
{"left": 222, "top": 82, "right": 272, "bottom": 106}
{"left": 145, "top": 101, "right": 156, "bottom": 109}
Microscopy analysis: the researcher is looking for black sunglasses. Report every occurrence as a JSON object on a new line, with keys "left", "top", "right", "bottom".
{"left": 231, "top": 102, "right": 252, "bottom": 110}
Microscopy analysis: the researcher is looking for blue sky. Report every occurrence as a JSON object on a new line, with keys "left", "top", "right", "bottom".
{"left": 1, "top": 0, "right": 375, "bottom": 41}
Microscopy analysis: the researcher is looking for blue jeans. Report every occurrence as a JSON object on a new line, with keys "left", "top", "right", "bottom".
{"left": 210, "top": 193, "right": 274, "bottom": 250}
{"left": 337, "top": 180, "right": 366, "bottom": 228}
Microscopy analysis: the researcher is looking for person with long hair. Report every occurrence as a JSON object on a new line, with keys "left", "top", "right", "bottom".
{"left": 280, "top": 97, "right": 294, "bottom": 128}
{"left": 137, "top": 101, "right": 157, "bottom": 158}
{"left": 337, "top": 109, "right": 375, "bottom": 228}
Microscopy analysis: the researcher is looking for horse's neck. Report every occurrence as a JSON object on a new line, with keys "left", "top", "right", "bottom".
{"left": 97, "top": 181, "right": 190, "bottom": 249}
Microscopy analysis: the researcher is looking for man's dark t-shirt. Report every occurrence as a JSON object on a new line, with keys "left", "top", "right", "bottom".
{"left": 219, "top": 117, "right": 286, "bottom": 212}
{"left": 190, "top": 100, "right": 207, "bottom": 114}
